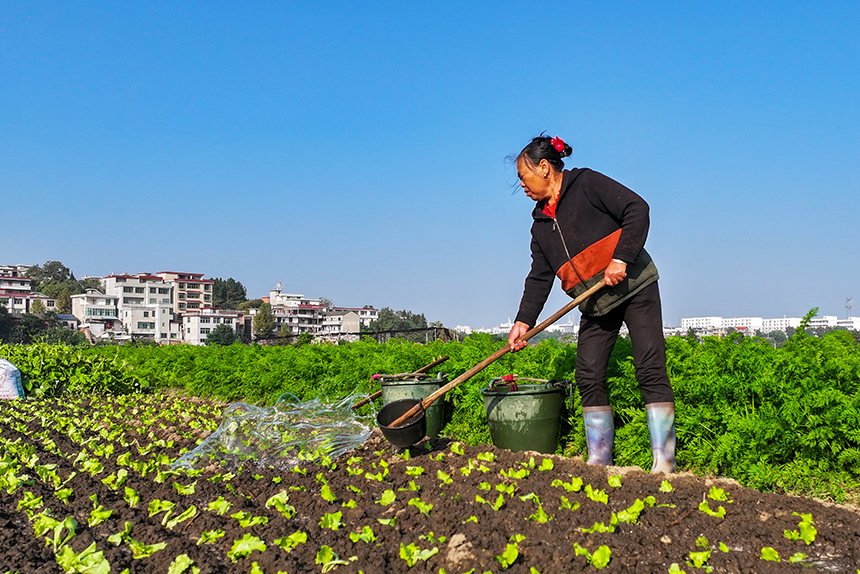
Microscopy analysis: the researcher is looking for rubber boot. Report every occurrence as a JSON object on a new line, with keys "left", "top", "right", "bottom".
{"left": 645, "top": 402, "right": 677, "bottom": 474}
{"left": 582, "top": 406, "right": 614, "bottom": 466}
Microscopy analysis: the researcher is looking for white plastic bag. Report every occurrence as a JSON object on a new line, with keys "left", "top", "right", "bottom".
{"left": 0, "top": 358, "right": 25, "bottom": 400}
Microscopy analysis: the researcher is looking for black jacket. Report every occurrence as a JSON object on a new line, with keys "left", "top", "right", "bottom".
{"left": 515, "top": 168, "right": 659, "bottom": 324}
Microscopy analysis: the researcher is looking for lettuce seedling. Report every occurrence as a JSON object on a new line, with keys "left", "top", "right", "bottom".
{"left": 274, "top": 531, "right": 308, "bottom": 552}
{"left": 437, "top": 470, "right": 454, "bottom": 485}
{"left": 399, "top": 542, "right": 439, "bottom": 567}
{"left": 527, "top": 506, "right": 552, "bottom": 523}
{"left": 551, "top": 477, "right": 583, "bottom": 492}
{"left": 496, "top": 543, "right": 519, "bottom": 569}
{"left": 56, "top": 541, "right": 110, "bottom": 574}
{"left": 231, "top": 511, "right": 268, "bottom": 528}
{"left": 148, "top": 499, "right": 176, "bottom": 519}
{"left": 501, "top": 468, "right": 529, "bottom": 480}
{"left": 377, "top": 517, "right": 397, "bottom": 527}
{"left": 56, "top": 488, "right": 74, "bottom": 504}
{"left": 166, "top": 506, "right": 197, "bottom": 529}
{"left": 760, "top": 547, "right": 780, "bottom": 562}
{"left": 707, "top": 486, "right": 732, "bottom": 502}
{"left": 477, "top": 451, "right": 496, "bottom": 462}
{"left": 266, "top": 491, "right": 295, "bottom": 518}
{"left": 450, "top": 442, "right": 465, "bottom": 455}
{"left": 659, "top": 480, "right": 674, "bottom": 492}
{"left": 406, "top": 466, "right": 424, "bottom": 476}
{"left": 173, "top": 480, "right": 197, "bottom": 495}
{"left": 208, "top": 495, "right": 233, "bottom": 516}
{"left": 378, "top": 489, "right": 396, "bottom": 505}
{"left": 698, "top": 501, "right": 726, "bottom": 518}
{"left": 608, "top": 475, "right": 622, "bottom": 487}
{"left": 408, "top": 498, "right": 433, "bottom": 515}
{"left": 197, "top": 529, "right": 226, "bottom": 545}
{"left": 560, "top": 496, "right": 580, "bottom": 512}
{"left": 88, "top": 505, "right": 113, "bottom": 527}
{"left": 538, "top": 458, "right": 554, "bottom": 471}
{"left": 227, "top": 534, "right": 266, "bottom": 562}
{"left": 476, "top": 493, "right": 505, "bottom": 511}
{"left": 585, "top": 484, "right": 608, "bottom": 504}
{"left": 166, "top": 554, "right": 199, "bottom": 574}
{"left": 784, "top": 512, "right": 816, "bottom": 545}
{"left": 316, "top": 545, "right": 354, "bottom": 573}
{"left": 129, "top": 538, "right": 168, "bottom": 559}
{"left": 350, "top": 525, "right": 378, "bottom": 544}
{"left": 320, "top": 484, "right": 337, "bottom": 503}
{"left": 319, "top": 511, "right": 344, "bottom": 530}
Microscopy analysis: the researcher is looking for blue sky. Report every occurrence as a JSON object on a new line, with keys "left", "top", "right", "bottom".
{"left": 4, "top": 2, "right": 859, "bottom": 329}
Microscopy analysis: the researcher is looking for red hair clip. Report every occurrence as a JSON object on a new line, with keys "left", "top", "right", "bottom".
{"left": 550, "top": 136, "right": 566, "bottom": 153}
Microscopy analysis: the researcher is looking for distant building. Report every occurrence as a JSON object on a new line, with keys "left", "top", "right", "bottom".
{"left": 103, "top": 274, "right": 174, "bottom": 342}
{"left": 181, "top": 307, "right": 243, "bottom": 345}
{"left": 155, "top": 272, "right": 213, "bottom": 313}
{"left": 71, "top": 289, "right": 123, "bottom": 339}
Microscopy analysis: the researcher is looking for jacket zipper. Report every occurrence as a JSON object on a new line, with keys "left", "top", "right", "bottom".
{"left": 553, "top": 217, "right": 586, "bottom": 287}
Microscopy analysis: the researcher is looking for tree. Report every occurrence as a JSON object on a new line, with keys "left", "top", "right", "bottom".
{"left": 365, "top": 308, "right": 428, "bottom": 332}
{"left": 26, "top": 261, "right": 71, "bottom": 289}
{"left": 9, "top": 313, "right": 54, "bottom": 344}
{"left": 56, "top": 292, "right": 72, "bottom": 314}
{"left": 253, "top": 303, "right": 275, "bottom": 339}
{"left": 319, "top": 297, "right": 334, "bottom": 310}
{"left": 29, "top": 299, "right": 45, "bottom": 314}
{"left": 78, "top": 277, "right": 103, "bottom": 292}
{"left": 41, "top": 328, "right": 89, "bottom": 346}
{"left": 239, "top": 299, "right": 264, "bottom": 311}
{"left": 212, "top": 278, "right": 247, "bottom": 309}
{"left": 206, "top": 323, "right": 237, "bottom": 346}
{"left": 0, "top": 306, "right": 13, "bottom": 343}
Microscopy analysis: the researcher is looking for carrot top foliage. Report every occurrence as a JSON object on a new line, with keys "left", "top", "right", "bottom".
{"left": 4, "top": 315, "right": 860, "bottom": 502}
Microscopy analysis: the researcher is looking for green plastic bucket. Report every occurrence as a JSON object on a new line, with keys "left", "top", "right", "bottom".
{"left": 481, "top": 381, "right": 564, "bottom": 453}
{"left": 381, "top": 374, "right": 447, "bottom": 438}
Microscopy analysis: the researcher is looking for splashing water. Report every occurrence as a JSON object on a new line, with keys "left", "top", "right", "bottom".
{"left": 172, "top": 391, "right": 377, "bottom": 471}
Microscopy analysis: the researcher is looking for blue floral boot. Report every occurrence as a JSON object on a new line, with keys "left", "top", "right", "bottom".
{"left": 582, "top": 406, "right": 614, "bottom": 466}
{"left": 645, "top": 402, "right": 677, "bottom": 474}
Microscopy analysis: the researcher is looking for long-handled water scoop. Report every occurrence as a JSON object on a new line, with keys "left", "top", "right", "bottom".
{"left": 350, "top": 355, "right": 449, "bottom": 410}
{"left": 377, "top": 281, "right": 607, "bottom": 447}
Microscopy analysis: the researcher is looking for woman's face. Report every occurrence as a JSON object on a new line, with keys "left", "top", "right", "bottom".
{"left": 516, "top": 156, "right": 553, "bottom": 202}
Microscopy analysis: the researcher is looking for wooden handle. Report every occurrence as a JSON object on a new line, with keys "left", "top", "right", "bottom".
{"left": 351, "top": 355, "right": 450, "bottom": 410}
{"left": 386, "top": 281, "right": 606, "bottom": 428}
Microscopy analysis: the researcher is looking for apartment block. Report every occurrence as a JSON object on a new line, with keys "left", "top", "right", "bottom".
{"left": 181, "top": 307, "right": 242, "bottom": 345}
{"left": 155, "top": 272, "right": 213, "bottom": 313}
{"left": 102, "top": 274, "right": 174, "bottom": 341}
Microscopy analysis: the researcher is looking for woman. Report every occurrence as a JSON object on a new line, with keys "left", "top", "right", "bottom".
{"left": 507, "top": 134, "right": 676, "bottom": 474}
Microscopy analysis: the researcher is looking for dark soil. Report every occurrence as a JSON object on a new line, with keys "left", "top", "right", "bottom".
{"left": 3, "top": 396, "right": 860, "bottom": 573}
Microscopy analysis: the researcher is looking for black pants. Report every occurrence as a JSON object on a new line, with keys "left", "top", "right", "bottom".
{"left": 575, "top": 281, "right": 674, "bottom": 408}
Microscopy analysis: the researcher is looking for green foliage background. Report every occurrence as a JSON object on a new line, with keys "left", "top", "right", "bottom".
{"left": 3, "top": 327, "right": 860, "bottom": 503}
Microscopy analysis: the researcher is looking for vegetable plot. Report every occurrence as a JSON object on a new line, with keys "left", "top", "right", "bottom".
{"left": 2, "top": 395, "right": 860, "bottom": 573}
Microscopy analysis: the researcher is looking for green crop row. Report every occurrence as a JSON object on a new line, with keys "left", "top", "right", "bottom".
{"left": 4, "top": 323, "right": 860, "bottom": 503}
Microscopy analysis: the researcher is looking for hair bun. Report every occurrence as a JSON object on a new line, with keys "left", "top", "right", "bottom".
{"left": 559, "top": 144, "right": 572, "bottom": 159}
{"left": 550, "top": 136, "right": 572, "bottom": 158}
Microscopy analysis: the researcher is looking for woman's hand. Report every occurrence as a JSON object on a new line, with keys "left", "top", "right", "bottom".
{"left": 508, "top": 321, "right": 531, "bottom": 352}
{"left": 604, "top": 259, "right": 628, "bottom": 286}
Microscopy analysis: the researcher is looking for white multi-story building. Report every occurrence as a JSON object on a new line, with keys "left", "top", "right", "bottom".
{"left": 807, "top": 316, "right": 838, "bottom": 329}
{"left": 0, "top": 267, "right": 34, "bottom": 314}
{"left": 721, "top": 317, "right": 764, "bottom": 332}
{"left": 680, "top": 317, "right": 722, "bottom": 330}
{"left": 181, "top": 307, "right": 243, "bottom": 345}
{"left": 761, "top": 317, "right": 802, "bottom": 333}
{"left": 155, "top": 272, "right": 214, "bottom": 313}
{"left": 71, "top": 289, "right": 123, "bottom": 339}
{"left": 103, "top": 274, "right": 174, "bottom": 342}
{"left": 837, "top": 317, "right": 860, "bottom": 331}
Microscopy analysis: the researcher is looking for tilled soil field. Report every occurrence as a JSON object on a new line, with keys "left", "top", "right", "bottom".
{"left": 2, "top": 394, "right": 860, "bottom": 574}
